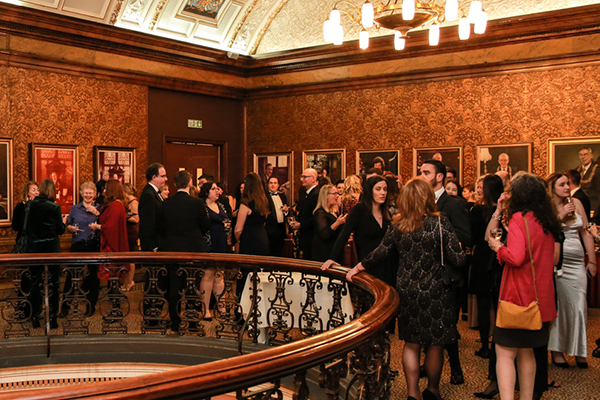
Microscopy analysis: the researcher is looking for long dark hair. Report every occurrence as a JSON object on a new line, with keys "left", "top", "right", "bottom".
{"left": 481, "top": 175, "right": 504, "bottom": 220}
{"left": 241, "top": 172, "right": 270, "bottom": 217}
{"left": 505, "top": 173, "right": 561, "bottom": 237}
{"left": 360, "top": 176, "right": 389, "bottom": 220}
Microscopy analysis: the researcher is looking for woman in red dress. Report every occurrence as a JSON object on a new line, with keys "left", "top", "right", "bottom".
{"left": 90, "top": 179, "right": 135, "bottom": 291}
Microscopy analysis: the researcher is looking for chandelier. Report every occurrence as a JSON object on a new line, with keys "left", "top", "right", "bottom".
{"left": 323, "top": 0, "right": 488, "bottom": 50}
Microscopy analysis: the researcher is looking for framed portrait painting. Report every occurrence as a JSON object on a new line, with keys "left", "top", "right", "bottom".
{"left": 253, "top": 152, "right": 293, "bottom": 203}
{"left": 356, "top": 149, "right": 400, "bottom": 175}
{"left": 548, "top": 137, "right": 600, "bottom": 213}
{"left": 94, "top": 146, "right": 136, "bottom": 186}
{"left": 476, "top": 143, "right": 532, "bottom": 178}
{"left": 413, "top": 147, "right": 463, "bottom": 184}
{"left": 303, "top": 149, "right": 346, "bottom": 185}
{"left": 0, "top": 138, "right": 13, "bottom": 226}
{"left": 30, "top": 143, "right": 78, "bottom": 215}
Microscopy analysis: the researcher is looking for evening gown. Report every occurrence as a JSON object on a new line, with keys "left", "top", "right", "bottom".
{"left": 548, "top": 213, "right": 588, "bottom": 357}
{"left": 208, "top": 203, "right": 228, "bottom": 253}
{"left": 361, "top": 215, "right": 466, "bottom": 345}
{"left": 239, "top": 200, "right": 269, "bottom": 256}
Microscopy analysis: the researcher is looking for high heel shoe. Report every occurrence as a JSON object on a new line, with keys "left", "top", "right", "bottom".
{"left": 551, "top": 358, "right": 569, "bottom": 368}
{"left": 422, "top": 388, "right": 443, "bottom": 400}
{"left": 576, "top": 360, "right": 588, "bottom": 369}
{"left": 474, "top": 388, "right": 499, "bottom": 399}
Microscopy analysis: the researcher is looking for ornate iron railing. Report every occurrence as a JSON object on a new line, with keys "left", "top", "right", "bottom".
{"left": 0, "top": 252, "right": 399, "bottom": 400}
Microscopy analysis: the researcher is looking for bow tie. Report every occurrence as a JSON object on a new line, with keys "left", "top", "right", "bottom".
{"left": 270, "top": 192, "right": 279, "bottom": 196}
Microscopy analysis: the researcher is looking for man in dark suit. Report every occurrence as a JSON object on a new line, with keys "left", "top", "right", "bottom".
{"left": 576, "top": 146, "right": 600, "bottom": 212}
{"left": 289, "top": 168, "right": 319, "bottom": 260}
{"left": 420, "top": 159, "right": 472, "bottom": 386}
{"left": 157, "top": 170, "right": 210, "bottom": 332}
{"left": 139, "top": 162, "right": 167, "bottom": 251}
{"left": 566, "top": 169, "right": 591, "bottom": 220}
{"left": 265, "top": 176, "right": 289, "bottom": 257}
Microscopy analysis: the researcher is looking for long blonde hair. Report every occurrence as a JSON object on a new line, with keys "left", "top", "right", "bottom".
{"left": 314, "top": 184, "right": 335, "bottom": 214}
{"left": 393, "top": 178, "right": 438, "bottom": 233}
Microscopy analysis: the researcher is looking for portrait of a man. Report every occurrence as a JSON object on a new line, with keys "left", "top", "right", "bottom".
{"left": 477, "top": 144, "right": 531, "bottom": 179}
{"left": 576, "top": 146, "right": 600, "bottom": 212}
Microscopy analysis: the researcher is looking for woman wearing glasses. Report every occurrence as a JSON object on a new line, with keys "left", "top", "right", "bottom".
{"left": 311, "top": 184, "right": 348, "bottom": 262}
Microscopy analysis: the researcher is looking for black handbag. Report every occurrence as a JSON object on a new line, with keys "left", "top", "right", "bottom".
{"left": 12, "top": 202, "right": 32, "bottom": 254}
{"left": 439, "top": 216, "right": 463, "bottom": 287}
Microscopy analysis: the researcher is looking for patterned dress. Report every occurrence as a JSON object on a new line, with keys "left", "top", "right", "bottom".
{"left": 362, "top": 215, "right": 466, "bottom": 345}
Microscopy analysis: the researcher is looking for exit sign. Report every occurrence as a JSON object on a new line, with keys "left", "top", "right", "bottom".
{"left": 188, "top": 119, "right": 202, "bottom": 129}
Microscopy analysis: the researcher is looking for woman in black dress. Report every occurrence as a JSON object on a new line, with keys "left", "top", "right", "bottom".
{"left": 26, "top": 179, "right": 66, "bottom": 329}
{"left": 234, "top": 172, "right": 270, "bottom": 256}
{"left": 322, "top": 176, "right": 393, "bottom": 286}
{"left": 311, "top": 184, "right": 347, "bottom": 261}
{"left": 345, "top": 178, "right": 466, "bottom": 400}
{"left": 199, "top": 181, "right": 228, "bottom": 320}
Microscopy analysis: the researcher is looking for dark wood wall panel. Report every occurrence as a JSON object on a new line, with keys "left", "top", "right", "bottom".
{"left": 148, "top": 88, "right": 245, "bottom": 194}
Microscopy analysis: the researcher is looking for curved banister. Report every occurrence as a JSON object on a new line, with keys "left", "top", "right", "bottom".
{"left": 0, "top": 253, "right": 399, "bottom": 400}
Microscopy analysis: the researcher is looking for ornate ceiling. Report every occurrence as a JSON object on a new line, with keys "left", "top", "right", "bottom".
{"left": 2, "top": 0, "right": 599, "bottom": 56}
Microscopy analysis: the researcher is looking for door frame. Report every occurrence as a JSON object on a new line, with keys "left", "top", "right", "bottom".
{"left": 163, "top": 136, "right": 228, "bottom": 186}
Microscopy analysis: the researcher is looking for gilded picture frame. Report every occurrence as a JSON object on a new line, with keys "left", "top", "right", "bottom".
{"left": 413, "top": 146, "right": 463, "bottom": 185}
{"left": 302, "top": 149, "right": 346, "bottom": 185}
{"left": 0, "top": 138, "right": 13, "bottom": 226}
{"left": 356, "top": 149, "right": 401, "bottom": 176}
{"left": 253, "top": 152, "right": 294, "bottom": 204}
{"left": 476, "top": 143, "right": 532, "bottom": 178}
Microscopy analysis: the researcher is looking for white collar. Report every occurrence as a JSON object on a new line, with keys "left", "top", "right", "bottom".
{"left": 434, "top": 187, "right": 445, "bottom": 203}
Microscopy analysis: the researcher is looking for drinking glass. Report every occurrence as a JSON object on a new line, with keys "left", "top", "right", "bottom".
{"left": 490, "top": 229, "right": 502, "bottom": 240}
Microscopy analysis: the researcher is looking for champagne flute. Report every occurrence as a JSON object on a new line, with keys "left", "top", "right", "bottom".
{"left": 566, "top": 196, "right": 574, "bottom": 217}
{"left": 73, "top": 222, "right": 79, "bottom": 236}
{"left": 490, "top": 229, "right": 502, "bottom": 240}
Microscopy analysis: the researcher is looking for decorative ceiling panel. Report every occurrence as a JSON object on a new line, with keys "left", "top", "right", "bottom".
{"left": 2, "top": 0, "right": 600, "bottom": 55}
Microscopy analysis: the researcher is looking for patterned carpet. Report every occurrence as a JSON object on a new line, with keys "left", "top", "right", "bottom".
{"left": 388, "top": 308, "right": 600, "bottom": 400}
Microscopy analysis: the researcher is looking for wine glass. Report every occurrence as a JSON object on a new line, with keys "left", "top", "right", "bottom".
{"left": 73, "top": 222, "right": 79, "bottom": 236}
{"left": 490, "top": 229, "right": 502, "bottom": 240}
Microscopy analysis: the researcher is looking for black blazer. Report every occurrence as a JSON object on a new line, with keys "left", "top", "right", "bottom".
{"left": 138, "top": 183, "right": 163, "bottom": 251}
{"left": 437, "top": 191, "right": 472, "bottom": 247}
{"left": 296, "top": 186, "right": 319, "bottom": 251}
{"left": 265, "top": 192, "right": 288, "bottom": 236}
{"left": 157, "top": 191, "right": 210, "bottom": 252}
{"left": 26, "top": 197, "right": 65, "bottom": 253}
{"left": 312, "top": 208, "right": 342, "bottom": 262}
{"left": 573, "top": 188, "right": 591, "bottom": 220}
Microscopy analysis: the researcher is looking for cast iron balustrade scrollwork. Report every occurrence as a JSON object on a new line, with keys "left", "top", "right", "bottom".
{"left": 266, "top": 271, "right": 294, "bottom": 344}
{"left": 60, "top": 265, "right": 92, "bottom": 335}
{"left": 326, "top": 278, "right": 348, "bottom": 330}
{"left": 140, "top": 264, "right": 169, "bottom": 334}
{"left": 299, "top": 273, "right": 323, "bottom": 338}
{"left": 0, "top": 266, "right": 32, "bottom": 337}
{"left": 0, "top": 253, "right": 398, "bottom": 400}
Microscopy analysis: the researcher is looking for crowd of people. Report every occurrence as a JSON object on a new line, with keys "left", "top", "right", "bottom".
{"left": 10, "top": 157, "right": 600, "bottom": 400}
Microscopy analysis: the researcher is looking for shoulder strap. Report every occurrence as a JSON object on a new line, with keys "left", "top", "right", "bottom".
{"left": 22, "top": 201, "right": 32, "bottom": 233}
{"left": 523, "top": 217, "right": 540, "bottom": 303}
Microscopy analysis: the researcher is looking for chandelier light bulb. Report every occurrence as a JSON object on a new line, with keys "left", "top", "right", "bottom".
{"left": 394, "top": 31, "right": 406, "bottom": 50}
{"left": 362, "top": 1, "right": 374, "bottom": 28}
{"left": 445, "top": 0, "right": 459, "bottom": 21}
{"left": 359, "top": 29, "right": 369, "bottom": 49}
{"left": 330, "top": 9, "right": 341, "bottom": 26}
{"left": 468, "top": 0, "right": 482, "bottom": 23}
{"left": 474, "top": 10, "right": 488, "bottom": 34}
{"left": 333, "top": 24, "right": 344, "bottom": 45}
{"left": 458, "top": 16, "right": 470, "bottom": 40}
{"left": 402, "top": 0, "right": 415, "bottom": 21}
{"left": 429, "top": 23, "right": 440, "bottom": 46}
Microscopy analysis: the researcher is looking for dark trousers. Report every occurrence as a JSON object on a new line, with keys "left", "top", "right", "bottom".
{"left": 268, "top": 223, "right": 286, "bottom": 257}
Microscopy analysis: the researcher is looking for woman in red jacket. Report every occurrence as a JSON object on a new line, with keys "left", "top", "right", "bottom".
{"left": 486, "top": 173, "right": 561, "bottom": 400}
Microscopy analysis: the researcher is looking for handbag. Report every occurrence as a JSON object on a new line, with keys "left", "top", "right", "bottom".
{"left": 11, "top": 202, "right": 32, "bottom": 254}
{"left": 439, "top": 216, "right": 463, "bottom": 287}
{"left": 495, "top": 217, "right": 543, "bottom": 330}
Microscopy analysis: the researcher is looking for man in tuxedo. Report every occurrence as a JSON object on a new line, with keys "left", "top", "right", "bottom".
{"left": 565, "top": 169, "right": 591, "bottom": 219}
{"left": 265, "top": 176, "right": 288, "bottom": 257}
{"left": 576, "top": 146, "right": 600, "bottom": 212}
{"left": 157, "top": 170, "right": 210, "bottom": 332}
{"left": 139, "top": 163, "right": 167, "bottom": 251}
{"left": 420, "top": 159, "right": 472, "bottom": 386}
{"left": 290, "top": 168, "right": 319, "bottom": 260}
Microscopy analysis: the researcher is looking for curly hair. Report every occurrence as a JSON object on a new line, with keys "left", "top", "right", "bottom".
{"left": 504, "top": 173, "right": 561, "bottom": 238}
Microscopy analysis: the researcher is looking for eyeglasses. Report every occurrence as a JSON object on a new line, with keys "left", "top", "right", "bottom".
{"left": 328, "top": 192, "right": 340, "bottom": 196}
{"left": 300, "top": 175, "right": 314, "bottom": 179}
{"left": 157, "top": 174, "right": 167, "bottom": 178}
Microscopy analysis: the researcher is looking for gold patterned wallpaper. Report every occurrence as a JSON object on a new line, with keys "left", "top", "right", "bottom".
{"left": 247, "top": 64, "right": 600, "bottom": 193}
{"left": 0, "top": 66, "right": 148, "bottom": 237}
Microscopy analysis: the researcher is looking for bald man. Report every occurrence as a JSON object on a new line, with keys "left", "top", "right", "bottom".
{"left": 290, "top": 168, "right": 319, "bottom": 260}
{"left": 496, "top": 153, "right": 512, "bottom": 178}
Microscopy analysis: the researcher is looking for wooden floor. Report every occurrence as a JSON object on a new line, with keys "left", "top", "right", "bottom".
{"left": 388, "top": 308, "right": 600, "bottom": 400}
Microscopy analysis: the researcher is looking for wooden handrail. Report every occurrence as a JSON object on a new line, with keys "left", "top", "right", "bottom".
{"left": 0, "top": 253, "right": 399, "bottom": 400}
